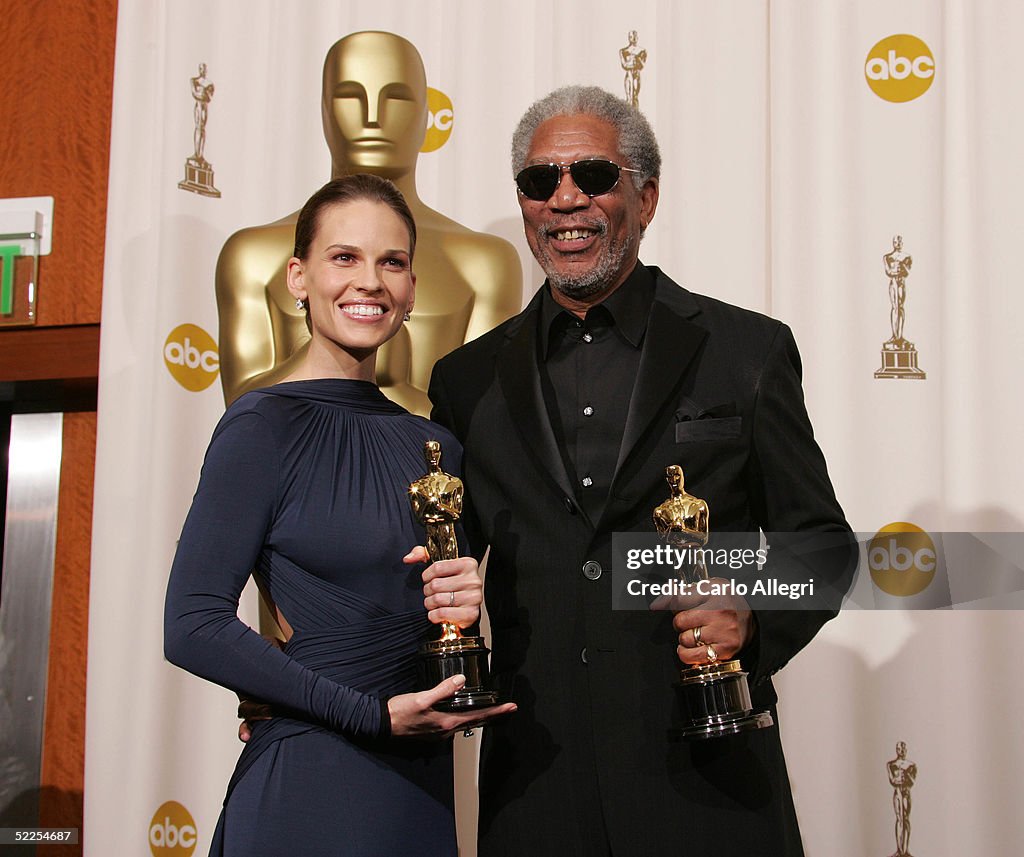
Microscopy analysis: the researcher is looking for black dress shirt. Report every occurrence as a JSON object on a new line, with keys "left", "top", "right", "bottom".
{"left": 537, "top": 262, "right": 655, "bottom": 523}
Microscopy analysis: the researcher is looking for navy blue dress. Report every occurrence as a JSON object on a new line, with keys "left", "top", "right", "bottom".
{"left": 164, "top": 379, "right": 460, "bottom": 856}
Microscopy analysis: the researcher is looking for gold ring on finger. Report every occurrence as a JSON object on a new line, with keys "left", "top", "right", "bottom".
{"left": 693, "top": 625, "right": 702, "bottom": 646}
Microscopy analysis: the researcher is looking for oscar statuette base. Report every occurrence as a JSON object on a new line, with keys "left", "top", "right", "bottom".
{"left": 178, "top": 157, "right": 221, "bottom": 198}
{"left": 674, "top": 660, "right": 773, "bottom": 740}
{"left": 418, "top": 636, "right": 499, "bottom": 712}
{"left": 875, "top": 340, "right": 926, "bottom": 380}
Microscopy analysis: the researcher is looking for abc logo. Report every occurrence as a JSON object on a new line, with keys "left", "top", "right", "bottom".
{"left": 149, "top": 800, "right": 197, "bottom": 857}
{"left": 421, "top": 87, "right": 454, "bottom": 153}
{"left": 865, "top": 34, "right": 935, "bottom": 103}
{"left": 868, "top": 522, "right": 937, "bottom": 596}
{"left": 164, "top": 323, "right": 220, "bottom": 392}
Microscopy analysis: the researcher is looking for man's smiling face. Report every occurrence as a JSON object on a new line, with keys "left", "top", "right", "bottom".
{"left": 517, "top": 113, "right": 658, "bottom": 306}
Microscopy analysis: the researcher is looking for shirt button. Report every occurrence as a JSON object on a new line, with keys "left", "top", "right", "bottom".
{"left": 582, "top": 560, "right": 602, "bottom": 580}
{"left": 582, "top": 332, "right": 593, "bottom": 343}
{"left": 580, "top": 647, "right": 589, "bottom": 664}
{"left": 581, "top": 476, "right": 593, "bottom": 488}
{"left": 583, "top": 406, "right": 594, "bottom": 417}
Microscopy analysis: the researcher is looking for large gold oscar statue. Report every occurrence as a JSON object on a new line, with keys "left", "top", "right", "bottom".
{"left": 215, "top": 31, "right": 522, "bottom": 413}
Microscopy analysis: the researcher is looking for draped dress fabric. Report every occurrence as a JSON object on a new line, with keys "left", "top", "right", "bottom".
{"left": 164, "top": 379, "right": 461, "bottom": 857}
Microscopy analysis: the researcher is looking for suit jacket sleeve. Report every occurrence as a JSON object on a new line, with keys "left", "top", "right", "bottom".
{"left": 741, "top": 322, "right": 856, "bottom": 686}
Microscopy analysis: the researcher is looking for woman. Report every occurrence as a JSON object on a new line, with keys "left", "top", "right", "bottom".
{"left": 164, "top": 174, "right": 515, "bottom": 856}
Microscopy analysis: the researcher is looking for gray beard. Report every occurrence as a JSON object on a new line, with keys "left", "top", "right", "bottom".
{"left": 540, "top": 231, "right": 636, "bottom": 300}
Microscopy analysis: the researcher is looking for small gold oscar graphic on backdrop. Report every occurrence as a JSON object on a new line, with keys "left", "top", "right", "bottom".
{"left": 875, "top": 235, "right": 925, "bottom": 379}
{"left": 619, "top": 31, "right": 647, "bottom": 108}
{"left": 886, "top": 741, "right": 917, "bottom": 857}
{"left": 178, "top": 63, "right": 221, "bottom": 198}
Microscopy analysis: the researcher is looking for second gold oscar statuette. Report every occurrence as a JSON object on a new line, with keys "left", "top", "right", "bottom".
{"left": 408, "top": 440, "right": 498, "bottom": 712}
{"left": 653, "top": 465, "right": 773, "bottom": 740}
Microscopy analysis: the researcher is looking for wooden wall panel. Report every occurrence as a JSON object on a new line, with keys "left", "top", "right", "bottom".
{"left": 0, "top": 0, "right": 117, "bottom": 328}
{"left": 0, "top": 325, "right": 100, "bottom": 381}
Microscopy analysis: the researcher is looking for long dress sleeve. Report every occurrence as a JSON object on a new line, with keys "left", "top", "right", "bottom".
{"left": 163, "top": 407, "right": 386, "bottom": 739}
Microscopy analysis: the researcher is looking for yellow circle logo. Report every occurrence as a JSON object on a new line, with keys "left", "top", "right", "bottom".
{"left": 163, "top": 324, "right": 220, "bottom": 392}
{"left": 149, "top": 801, "right": 197, "bottom": 857}
{"left": 421, "top": 87, "right": 454, "bottom": 153}
{"left": 868, "top": 522, "right": 937, "bottom": 596}
{"left": 865, "top": 35, "right": 935, "bottom": 102}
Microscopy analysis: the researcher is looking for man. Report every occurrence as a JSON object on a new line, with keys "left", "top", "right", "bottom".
{"left": 429, "top": 86, "right": 854, "bottom": 856}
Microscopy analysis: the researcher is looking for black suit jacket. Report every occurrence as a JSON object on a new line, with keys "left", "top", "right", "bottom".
{"left": 429, "top": 265, "right": 853, "bottom": 856}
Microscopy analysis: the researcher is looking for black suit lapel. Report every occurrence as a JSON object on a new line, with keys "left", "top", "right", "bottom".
{"left": 496, "top": 291, "right": 579, "bottom": 506}
{"left": 611, "top": 271, "right": 708, "bottom": 487}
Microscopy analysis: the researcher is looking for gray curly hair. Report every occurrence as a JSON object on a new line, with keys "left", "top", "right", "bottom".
{"left": 511, "top": 85, "right": 661, "bottom": 187}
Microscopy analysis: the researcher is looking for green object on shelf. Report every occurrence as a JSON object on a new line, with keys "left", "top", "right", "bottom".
{"left": 0, "top": 244, "right": 20, "bottom": 315}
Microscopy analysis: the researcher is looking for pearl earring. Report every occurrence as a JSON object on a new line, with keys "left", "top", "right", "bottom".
{"left": 295, "top": 298, "right": 305, "bottom": 310}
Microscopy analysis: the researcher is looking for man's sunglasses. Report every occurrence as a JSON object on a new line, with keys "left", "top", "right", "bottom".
{"left": 515, "top": 159, "right": 641, "bottom": 201}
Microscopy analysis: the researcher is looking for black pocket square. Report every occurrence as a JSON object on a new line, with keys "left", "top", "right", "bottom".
{"left": 675, "top": 415, "right": 742, "bottom": 443}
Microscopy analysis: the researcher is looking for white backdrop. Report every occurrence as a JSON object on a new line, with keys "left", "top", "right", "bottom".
{"left": 87, "top": 2, "right": 1024, "bottom": 854}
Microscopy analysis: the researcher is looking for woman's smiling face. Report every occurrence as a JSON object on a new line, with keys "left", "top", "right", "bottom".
{"left": 288, "top": 198, "right": 416, "bottom": 365}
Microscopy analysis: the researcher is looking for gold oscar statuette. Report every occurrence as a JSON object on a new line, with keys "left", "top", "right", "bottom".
{"left": 875, "top": 234, "right": 925, "bottom": 379}
{"left": 408, "top": 440, "right": 498, "bottom": 711}
{"left": 887, "top": 741, "right": 917, "bottom": 857}
{"left": 654, "top": 465, "right": 773, "bottom": 740}
{"left": 619, "top": 30, "right": 647, "bottom": 108}
{"left": 178, "top": 63, "right": 221, "bottom": 198}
